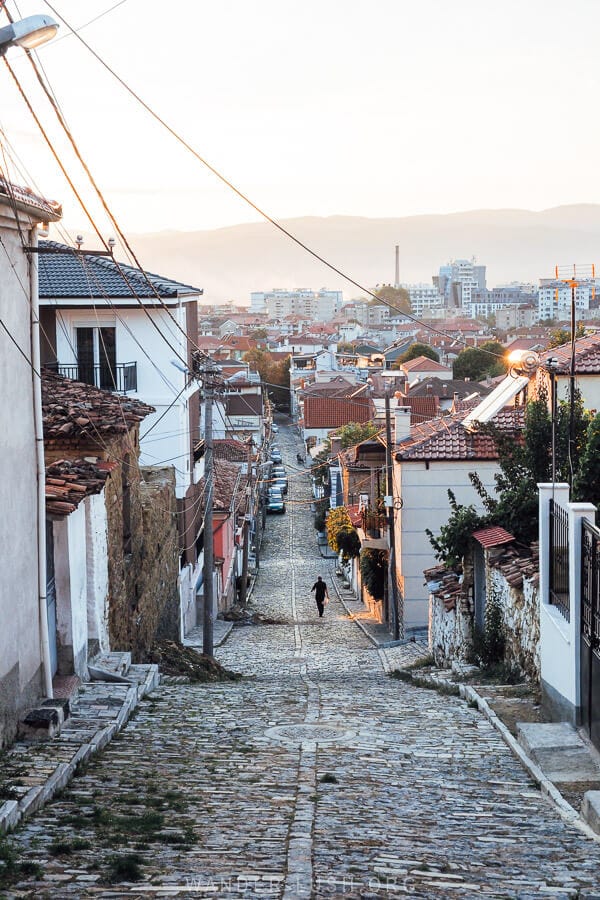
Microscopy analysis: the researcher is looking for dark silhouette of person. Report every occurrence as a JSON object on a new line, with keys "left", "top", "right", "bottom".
{"left": 311, "top": 576, "right": 329, "bottom": 617}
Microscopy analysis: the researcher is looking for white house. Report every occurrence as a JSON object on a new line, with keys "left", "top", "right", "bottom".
{"left": 37, "top": 242, "right": 205, "bottom": 620}
{"left": 0, "top": 179, "right": 61, "bottom": 746}
{"left": 393, "top": 403, "right": 525, "bottom": 628}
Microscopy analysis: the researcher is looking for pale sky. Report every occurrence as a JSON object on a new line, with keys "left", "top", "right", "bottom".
{"left": 2, "top": 0, "right": 600, "bottom": 237}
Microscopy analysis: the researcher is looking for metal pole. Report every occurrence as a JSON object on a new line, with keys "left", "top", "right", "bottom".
{"left": 385, "top": 391, "right": 401, "bottom": 640}
{"left": 202, "top": 362, "right": 215, "bottom": 657}
{"left": 569, "top": 283, "right": 576, "bottom": 487}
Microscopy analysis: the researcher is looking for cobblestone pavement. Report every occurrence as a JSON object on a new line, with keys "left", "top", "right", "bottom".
{"left": 5, "top": 426, "right": 600, "bottom": 898}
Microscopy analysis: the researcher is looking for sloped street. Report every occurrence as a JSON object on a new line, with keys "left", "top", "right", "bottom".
{"left": 5, "top": 425, "right": 600, "bottom": 898}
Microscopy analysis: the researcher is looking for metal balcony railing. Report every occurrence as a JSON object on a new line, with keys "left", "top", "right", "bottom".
{"left": 44, "top": 361, "right": 137, "bottom": 394}
{"left": 361, "top": 509, "right": 388, "bottom": 539}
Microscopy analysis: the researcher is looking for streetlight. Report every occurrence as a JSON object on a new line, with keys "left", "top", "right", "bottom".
{"left": 0, "top": 15, "right": 59, "bottom": 56}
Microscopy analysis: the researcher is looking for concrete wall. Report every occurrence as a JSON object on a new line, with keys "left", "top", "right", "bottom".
{"left": 396, "top": 459, "right": 500, "bottom": 628}
{"left": 0, "top": 207, "right": 43, "bottom": 746}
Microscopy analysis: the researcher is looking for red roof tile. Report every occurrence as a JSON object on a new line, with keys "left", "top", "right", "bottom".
{"left": 401, "top": 356, "right": 451, "bottom": 373}
{"left": 42, "top": 371, "right": 154, "bottom": 446}
{"left": 46, "top": 458, "right": 115, "bottom": 517}
{"left": 395, "top": 407, "right": 524, "bottom": 462}
{"left": 472, "top": 526, "right": 515, "bottom": 548}
{"left": 304, "top": 396, "right": 373, "bottom": 429}
{"left": 542, "top": 333, "right": 600, "bottom": 375}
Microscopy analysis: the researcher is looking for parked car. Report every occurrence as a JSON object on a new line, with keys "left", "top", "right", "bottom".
{"left": 271, "top": 466, "right": 288, "bottom": 493}
{"left": 271, "top": 423, "right": 279, "bottom": 433}
{"left": 270, "top": 451, "right": 282, "bottom": 464}
{"left": 266, "top": 487, "right": 285, "bottom": 514}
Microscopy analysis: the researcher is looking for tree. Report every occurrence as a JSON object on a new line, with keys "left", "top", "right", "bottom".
{"left": 546, "top": 322, "right": 586, "bottom": 349}
{"left": 393, "top": 342, "right": 439, "bottom": 367}
{"left": 250, "top": 327, "right": 268, "bottom": 340}
{"left": 372, "top": 286, "right": 411, "bottom": 316}
{"left": 242, "top": 349, "right": 291, "bottom": 412}
{"left": 334, "top": 421, "right": 379, "bottom": 449}
{"left": 360, "top": 549, "right": 387, "bottom": 600}
{"left": 326, "top": 506, "right": 360, "bottom": 558}
{"left": 573, "top": 413, "right": 600, "bottom": 506}
{"left": 452, "top": 341, "right": 507, "bottom": 381}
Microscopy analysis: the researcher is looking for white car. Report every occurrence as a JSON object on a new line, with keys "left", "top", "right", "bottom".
{"left": 271, "top": 423, "right": 279, "bottom": 433}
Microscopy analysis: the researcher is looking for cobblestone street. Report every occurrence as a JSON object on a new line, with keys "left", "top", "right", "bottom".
{"left": 5, "top": 426, "right": 600, "bottom": 898}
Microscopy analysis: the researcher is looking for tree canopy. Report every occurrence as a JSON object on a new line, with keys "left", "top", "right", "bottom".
{"left": 334, "top": 421, "right": 380, "bottom": 449}
{"left": 452, "top": 341, "right": 507, "bottom": 381}
{"left": 546, "top": 322, "right": 586, "bottom": 349}
{"left": 372, "top": 286, "right": 411, "bottom": 315}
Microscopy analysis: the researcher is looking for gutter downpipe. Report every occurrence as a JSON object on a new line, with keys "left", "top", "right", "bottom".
{"left": 29, "top": 224, "right": 53, "bottom": 699}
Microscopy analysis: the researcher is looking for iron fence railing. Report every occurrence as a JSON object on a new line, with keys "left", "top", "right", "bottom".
{"left": 582, "top": 519, "right": 600, "bottom": 650}
{"left": 44, "top": 361, "right": 137, "bottom": 393}
{"left": 549, "top": 498, "right": 570, "bottom": 621}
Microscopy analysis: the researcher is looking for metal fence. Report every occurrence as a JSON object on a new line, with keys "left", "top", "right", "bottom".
{"left": 582, "top": 519, "right": 600, "bottom": 650}
{"left": 549, "top": 498, "right": 570, "bottom": 621}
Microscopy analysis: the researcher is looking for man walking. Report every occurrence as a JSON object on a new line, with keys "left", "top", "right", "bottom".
{"left": 311, "top": 575, "right": 329, "bottom": 618}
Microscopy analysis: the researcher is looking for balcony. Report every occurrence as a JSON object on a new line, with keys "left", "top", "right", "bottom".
{"left": 361, "top": 509, "right": 388, "bottom": 539}
{"left": 44, "top": 361, "right": 137, "bottom": 393}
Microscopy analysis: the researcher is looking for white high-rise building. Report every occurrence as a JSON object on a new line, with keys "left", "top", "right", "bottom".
{"left": 250, "top": 288, "right": 343, "bottom": 320}
{"left": 435, "top": 259, "right": 486, "bottom": 313}
{"left": 538, "top": 279, "right": 600, "bottom": 321}
{"left": 401, "top": 283, "right": 444, "bottom": 317}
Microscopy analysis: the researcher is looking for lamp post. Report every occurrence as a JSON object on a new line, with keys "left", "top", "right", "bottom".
{"left": 0, "top": 15, "right": 59, "bottom": 55}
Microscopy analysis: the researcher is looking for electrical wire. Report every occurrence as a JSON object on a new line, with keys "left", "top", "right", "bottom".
{"left": 40, "top": 0, "right": 507, "bottom": 362}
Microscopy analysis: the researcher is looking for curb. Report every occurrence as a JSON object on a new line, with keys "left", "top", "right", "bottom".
{"left": 331, "top": 575, "right": 394, "bottom": 649}
{"left": 384, "top": 662, "right": 600, "bottom": 846}
{"left": 0, "top": 672, "right": 160, "bottom": 836}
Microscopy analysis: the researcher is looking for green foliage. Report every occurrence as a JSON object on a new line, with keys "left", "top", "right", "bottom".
{"left": 452, "top": 341, "right": 507, "bottom": 381}
{"left": 326, "top": 506, "right": 360, "bottom": 558}
{"left": 314, "top": 497, "right": 329, "bottom": 532}
{"left": 472, "top": 590, "right": 505, "bottom": 667}
{"left": 395, "top": 342, "right": 440, "bottom": 365}
{"left": 574, "top": 412, "right": 600, "bottom": 506}
{"left": 372, "top": 285, "right": 411, "bottom": 314}
{"left": 107, "top": 853, "right": 144, "bottom": 883}
{"left": 546, "top": 322, "right": 586, "bottom": 349}
{"left": 310, "top": 440, "right": 331, "bottom": 490}
{"left": 334, "top": 421, "right": 379, "bottom": 449}
{"left": 242, "top": 349, "right": 291, "bottom": 411}
{"left": 425, "top": 491, "right": 485, "bottom": 568}
{"left": 359, "top": 549, "right": 387, "bottom": 600}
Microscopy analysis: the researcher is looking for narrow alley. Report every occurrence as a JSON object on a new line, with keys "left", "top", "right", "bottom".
{"left": 5, "top": 425, "right": 600, "bottom": 898}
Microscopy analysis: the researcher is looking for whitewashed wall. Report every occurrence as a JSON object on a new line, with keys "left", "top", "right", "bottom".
{"left": 85, "top": 493, "right": 110, "bottom": 656}
{"left": 397, "top": 459, "right": 500, "bottom": 628}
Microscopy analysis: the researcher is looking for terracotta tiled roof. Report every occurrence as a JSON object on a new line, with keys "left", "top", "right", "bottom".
{"left": 199, "top": 459, "right": 247, "bottom": 514}
{"left": 488, "top": 541, "right": 539, "bottom": 588}
{"left": 214, "top": 439, "right": 248, "bottom": 462}
{"left": 423, "top": 565, "right": 465, "bottom": 613}
{"left": 395, "top": 407, "right": 525, "bottom": 462}
{"left": 401, "top": 356, "right": 451, "bottom": 373}
{"left": 304, "top": 396, "right": 373, "bottom": 429}
{"left": 401, "top": 395, "right": 440, "bottom": 424}
{"left": 472, "top": 526, "right": 515, "bottom": 549}
{"left": 542, "top": 334, "right": 600, "bottom": 375}
{"left": 0, "top": 178, "right": 62, "bottom": 221}
{"left": 300, "top": 377, "right": 362, "bottom": 397}
{"left": 46, "top": 458, "right": 115, "bottom": 517}
{"left": 42, "top": 371, "right": 154, "bottom": 444}
{"left": 38, "top": 241, "right": 202, "bottom": 299}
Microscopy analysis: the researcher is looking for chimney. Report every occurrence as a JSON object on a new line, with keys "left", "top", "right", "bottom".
{"left": 395, "top": 244, "right": 400, "bottom": 288}
{"left": 394, "top": 406, "right": 411, "bottom": 442}
{"left": 330, "top": 436, "right": 342, "bottom": 457}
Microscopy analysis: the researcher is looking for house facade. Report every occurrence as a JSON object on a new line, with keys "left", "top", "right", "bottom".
{"left": 36, "top": 242, "right": 204, "bottom": 620}
{"left": 0, "top": 181, "right": 61, "bottom": 746}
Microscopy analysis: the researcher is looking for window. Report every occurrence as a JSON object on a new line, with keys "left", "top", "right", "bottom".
{"left": 76, "top": 326, "right": 117, "bottom": 390}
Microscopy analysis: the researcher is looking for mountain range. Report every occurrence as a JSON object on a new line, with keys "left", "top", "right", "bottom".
{"left": 114, "top": 205, "right": 600, "bottom": 304}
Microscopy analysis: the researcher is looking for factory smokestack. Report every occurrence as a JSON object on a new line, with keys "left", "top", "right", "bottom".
{"left": 395, "top": 244, "right": 400, "bottom": 288}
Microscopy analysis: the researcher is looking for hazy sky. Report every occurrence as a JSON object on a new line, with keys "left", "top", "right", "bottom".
{"left": 2, "top": 0, "right": 600, "bottom": 237}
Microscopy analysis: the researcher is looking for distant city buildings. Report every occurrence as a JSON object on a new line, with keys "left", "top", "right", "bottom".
{"left": 250, "top": 288, "right": 343, "bottom": 320}
{"left": 538, "top": 279, "right": 600, "bottom": 322}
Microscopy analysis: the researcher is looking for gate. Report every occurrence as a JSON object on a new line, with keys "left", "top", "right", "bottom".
{"left": 581, "top": 519, "right": 600, "bottom": 749}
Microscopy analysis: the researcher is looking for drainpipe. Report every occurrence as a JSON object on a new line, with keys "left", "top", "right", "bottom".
{"left": 29, "top": 225, "right": 53, "bottom": 699}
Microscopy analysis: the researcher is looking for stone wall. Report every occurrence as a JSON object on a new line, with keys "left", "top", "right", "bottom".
{"left": 489, "top": 567, "right": 540, "bottom": 682}
{"left": 139, "top": 466, "right": 180, "bottom": 644}
{"left": 429, "top": 590, "right": 473, "bottom": 666}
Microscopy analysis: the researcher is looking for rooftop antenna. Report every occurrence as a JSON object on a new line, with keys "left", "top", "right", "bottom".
{"left": 107, "top": 237, "right": 116, "bottom": 254}
{"left": 75, "top": 234, "right": 83, "bottom": 250}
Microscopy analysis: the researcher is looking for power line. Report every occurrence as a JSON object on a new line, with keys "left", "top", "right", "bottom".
{"left": 40, "top": 0, "right": 505, "bottom": 361}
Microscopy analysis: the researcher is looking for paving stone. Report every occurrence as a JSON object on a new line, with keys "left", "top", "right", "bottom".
{"left": 3, "top": 426, "right": 600, "bottom": 897}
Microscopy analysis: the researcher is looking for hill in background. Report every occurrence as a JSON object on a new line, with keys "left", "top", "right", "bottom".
{"left": 67, "top": 206, "right": 600, "bottom": 304}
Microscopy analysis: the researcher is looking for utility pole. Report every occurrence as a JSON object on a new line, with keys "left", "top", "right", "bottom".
{"left": 553, "top": 264, "right": 596, "bottom": 487}
{"left": 384, "top": 390, "right": 402, "bottom": 641}
{"left": 239, "top": 437, "right": 253, "bottom": 604}
{"left": 194, "top": 353, "right": 222, "bottom": 658}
